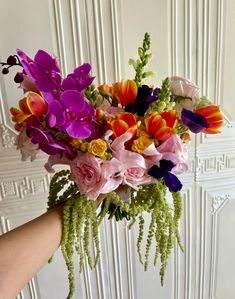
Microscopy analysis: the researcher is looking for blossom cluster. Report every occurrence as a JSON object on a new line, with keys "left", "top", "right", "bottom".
{"left": 7, "top": 48, "right": 223, "bottom": 201}
{"left": 1, "top": 33, "right": 224, "bottom": 299}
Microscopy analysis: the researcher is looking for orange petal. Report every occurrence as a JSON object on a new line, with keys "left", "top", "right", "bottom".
{"left": 195, "top": 105, "right": 220, "bottom": 117}
{"left": 161, "top": 110, "right": 178, "bottom": 128}
{"left": 117, "top": 112, "right": 137, "bottom": 127}
{"left": 26, "top": 92, "right": 47, "bottom": 117}
{"left": 19, "top": 97, "right": 31, "bottom": 114}
{"left": 111, "top": 119, "right": 129, "bottom": 137}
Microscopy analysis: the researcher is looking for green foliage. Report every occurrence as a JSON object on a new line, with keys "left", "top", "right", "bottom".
{"left": 48, "top": 171, "right": 184, "bottom": 298}
{"left": 149, "top": 77, "right": 175, "bottom": 113}
{"left": 129, "top": 32, "right": 155, "bottom": 87}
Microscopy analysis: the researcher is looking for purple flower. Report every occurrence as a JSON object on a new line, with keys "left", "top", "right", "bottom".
{"left": 148, "top": 159, "right": 182, "bottom": 192}
{"left": 17, "top": 49, "right": 62, "bottom": 103}
{"left": 181, "top": 108, "right": 209, "bottom": 133}
{"left": 125, "top": 85, "right": 157, "bottom": 116}
{"left": 62, "top": 63, "right": 95, "bottom": 92}
{"left": 47, "top": 90, "right": 95, "bottom": 139}
{"left": 25, "top": 117, "right": 74, "bottom": 158}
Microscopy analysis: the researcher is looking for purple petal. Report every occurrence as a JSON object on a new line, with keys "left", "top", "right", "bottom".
{"left": 181, "top": 108, "right": 209, "bottom": 133}
{"left": 148, "top": 165, "right": 163, "bottom": 179}
{"left": 159, "top": 159, "right": 175, "bottom": 172}
{"left": 61, "top": 75, "right": 78, "bottom": 91}
{"left": 163, "top": 173, "right": 182, "bottom": 192}
{"left": 66, "top": 122, "right": 91, "bottom": 138}
{"left": 47, "top": 101, "right": 66, "bottom": 127}
{"left": 74, "top": 63, "right": 92, "bottom": 76}
{"left": 60, "top": 90, "right": 85, "bottom": 113}
{"left": 34, "top": 50, "right": 60, "bottom": 73}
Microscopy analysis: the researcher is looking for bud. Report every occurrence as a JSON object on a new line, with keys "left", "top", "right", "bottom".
{"left": 14, "top": 72, "right": 24, "bottom": 83}
{"left": 7, "top": 55, "right": 17, "bottom": 66}
{"left": 138, "top": 47, "right": 144, "bottom": 59}
{"left": 128, "top": 59, "right": 137, "bottom": 69}
{"left": 2, "top": 67, "right": 9, "bottom": 75}
{"left": 158, "top": 101, "right": 166, "bottom": 112}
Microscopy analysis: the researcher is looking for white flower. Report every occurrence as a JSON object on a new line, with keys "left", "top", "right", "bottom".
{"left": 16, "top": 126, "right": 39, "bottom": 161}
{"left": 170, "top": 76, "right": 200, "bottom": 98}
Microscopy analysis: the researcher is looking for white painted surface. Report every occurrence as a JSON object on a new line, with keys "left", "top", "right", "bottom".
{"left": 0, "top": 0, "right": 235, "bottom": 298}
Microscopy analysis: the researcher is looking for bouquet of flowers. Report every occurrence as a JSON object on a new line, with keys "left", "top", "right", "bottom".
{"left": 1, "top": 33, "right": 223, "bottom": 299}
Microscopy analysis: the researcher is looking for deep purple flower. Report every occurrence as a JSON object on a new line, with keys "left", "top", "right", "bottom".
{"left": 61, "top": 63, "right": 95, "bottom": 92}
{"left": 17, "top": 49, "right": 62, "bottom": 103}
{"left": 148, "top": 159, "right": 182, "bottom": 192}
{"left": 47, "top": 90, "right": 95, "bottom": 139}
{"left": 125, "top": 85, "right": 157, "bottom": 116}
{"left": 26, "top": 117, "right": 75, "bottom": 158}
{"left": 181, "top": 108, "right": 209, "bottom": 133}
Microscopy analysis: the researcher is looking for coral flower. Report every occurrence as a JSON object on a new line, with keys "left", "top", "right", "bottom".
{"left": 107, "top": 112, "right": 138, "bottom": 138}
{"left": 145, "top": 110, "right": 178, "bottom": 142}
{"left": 194, "top": 105, "right": 223, "bottom": 134}
{"left": 112, "top": 80, "right": 137, "bottom": 106}
{"left": 10, "top": 92, "right": 47, "bottom": 130}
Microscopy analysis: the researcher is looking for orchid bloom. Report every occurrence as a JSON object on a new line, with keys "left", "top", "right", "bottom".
{"left": 17, "top": 49, "right": 62, "bottom": 103}
{"left": 61, "top": 63, "right": 95, "bottom": 92}
{"left": 47, "top": 90, "right": 95, "bottom": 139}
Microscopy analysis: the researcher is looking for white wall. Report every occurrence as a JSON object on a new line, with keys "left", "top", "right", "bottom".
{"left": 0, "top": 0, "right": 235, "bottom": 298}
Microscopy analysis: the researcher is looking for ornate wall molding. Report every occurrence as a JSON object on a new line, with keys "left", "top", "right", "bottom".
{"left": 212, "top": 194, "right": 230, "bottom": 214}
{"left": 0, "top": 124, "right": 16, "bottom": 149}
{"left": 209, "top": 193, "right": 230, "bottom": 299}
{"left": 0, "top": 174, "right": 50, "bottom": 201}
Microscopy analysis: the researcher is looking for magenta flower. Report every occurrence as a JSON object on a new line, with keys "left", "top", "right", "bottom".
{"left": 62, "top": 63, "right": 95, "bottom": 92}
{"left": 26, "top": 117, "right": 75, "bottom": 158}
{"left": 47, "top": 90, "right": 95, "bottom": 139}
{"left": 17, "top": 49, "right": 62, "bottom": 103}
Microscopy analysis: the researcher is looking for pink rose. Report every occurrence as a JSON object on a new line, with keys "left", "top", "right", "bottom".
{"left": 110, "top": 132, "right": 154, "bottom": 189}
{"left": 157, "top": 135, "right": 189, "bottom": 175}
{"left": 70, "top": 152, "right": 122, "bottom": 200}
{"left": 170, "top": 76, "right": 200, "bottom": 98}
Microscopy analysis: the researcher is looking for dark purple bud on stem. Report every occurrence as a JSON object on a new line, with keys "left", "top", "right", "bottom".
{"left": 14, "top": 72, "right": 24, "bottom": 83}
{"left": 7, "top": 55, "right": 17, "bottom": 66}
{"left": 2, "top": 67, "right": 9, "bottom": 75}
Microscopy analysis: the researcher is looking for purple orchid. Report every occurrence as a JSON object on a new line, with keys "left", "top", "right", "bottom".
{"left": 61, "top": 63, "right": 95, "bottom": 92}
{"left": 16, "top": 49, "right": 62, "bottom": 103}
{"left": 25, "top": 117, "right": 75, "bottom": 158}
{"left": 181, "top": 108, "right": 209, "bottom": 133}
{"left": 148, "top": 159, "right": 182, "bottom": 192}
{"left": 47, "top": 90, "right": 95, "bottom": 139}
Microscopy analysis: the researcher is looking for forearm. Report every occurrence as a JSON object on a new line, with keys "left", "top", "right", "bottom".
{"left": 0, "top": 204, "right": 64, "bottom": 299}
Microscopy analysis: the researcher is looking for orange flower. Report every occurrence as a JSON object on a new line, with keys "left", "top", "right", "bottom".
{"left": 107, "top": 112, "right": 139, "bottom": 138}
{"left": 194, "top": 105, "right": 223, "bottom": 134}
{"left": 10, "top": 92, "right": 47, "bottom": 130}
{"left": 112, "top": 80, "right": 137, "bottom": 106}
{"left": 98, "top": 83, "right": 114, "bottom": 97}
{"left": 145, "top": 110, "right": 178, "bottom": 142}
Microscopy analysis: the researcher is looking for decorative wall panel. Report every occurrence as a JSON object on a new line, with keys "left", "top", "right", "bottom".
{"left": 0, "top": 0, "right": 234, "bottom": 298}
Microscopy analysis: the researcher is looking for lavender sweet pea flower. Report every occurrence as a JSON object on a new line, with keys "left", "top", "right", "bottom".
{"left": 17, "top": 49, "right": 62, "bottom": 102}
{"left": 47, "top": 90, "right": 95, "bottom": 139}
{"left": 181, "top": 108, "right": 209, "bottom": 133}
{"left": 62, "top": 63, "right": 95, "bottom": 92}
